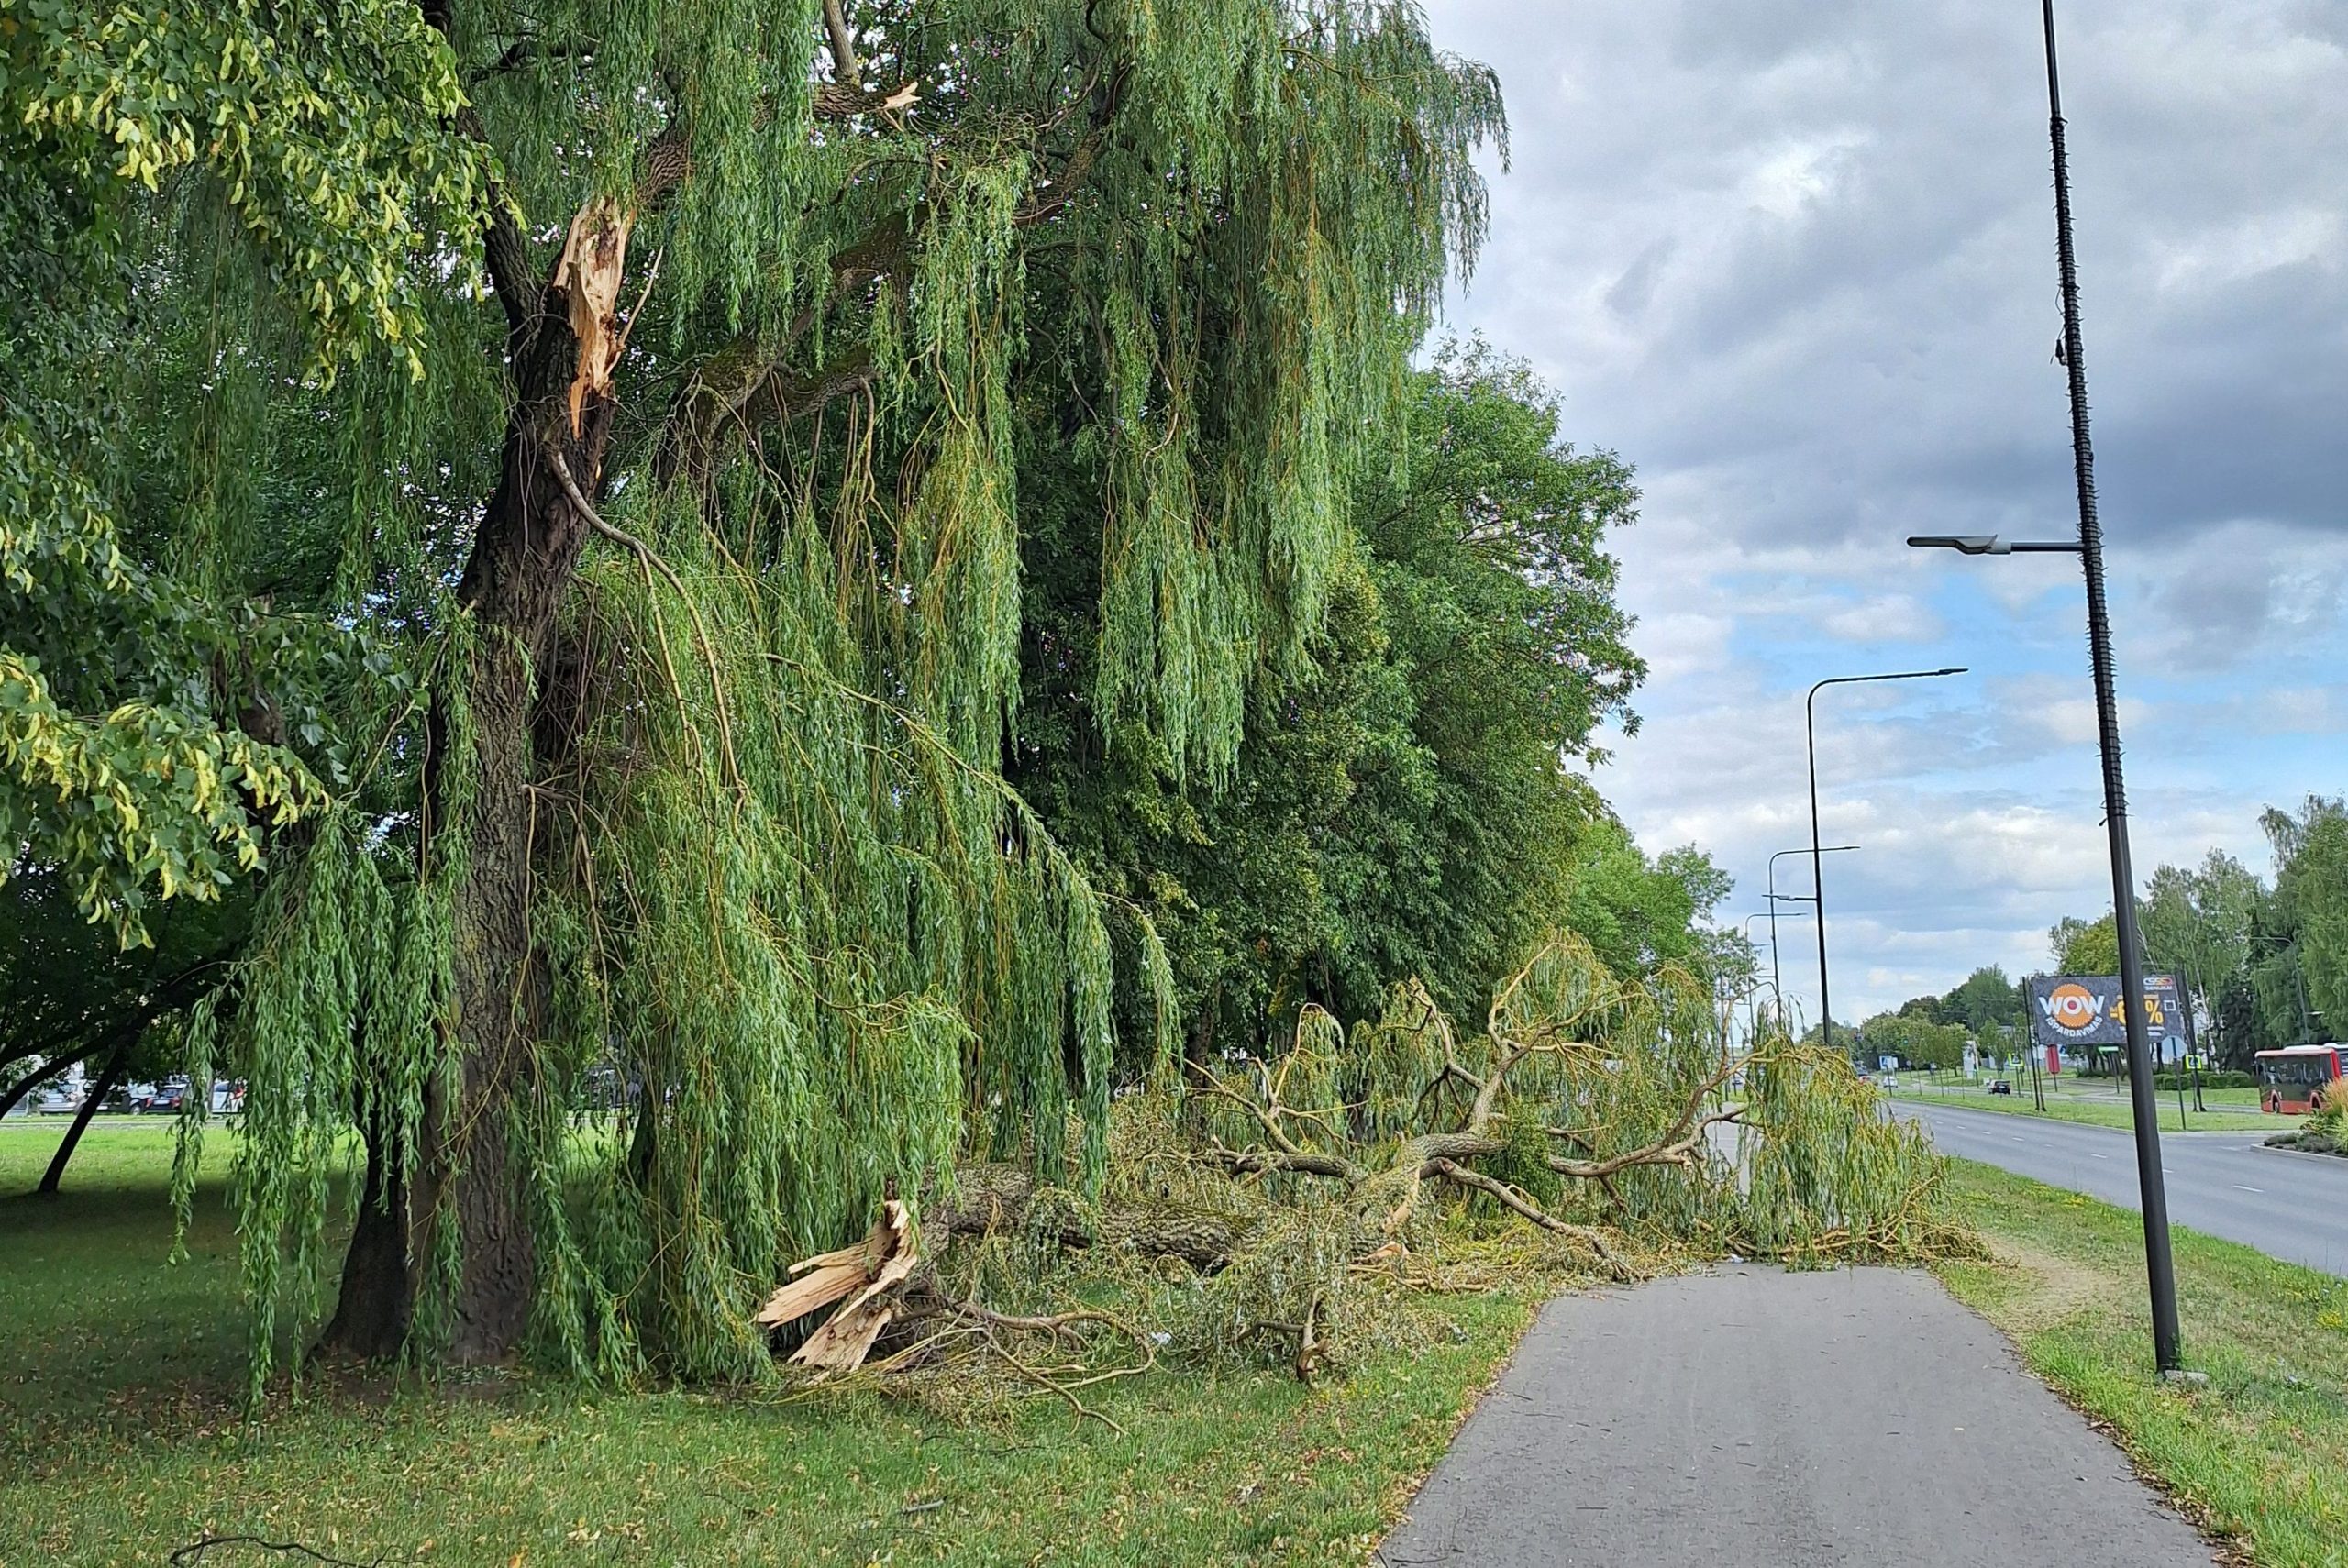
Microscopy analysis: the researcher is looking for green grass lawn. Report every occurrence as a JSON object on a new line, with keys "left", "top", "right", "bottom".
{"left": 1939, "top": 1160, "right": 2348, "bottom": 1565}
{"left": 0, "top": 1123, "right": 1541, "bottom": 1567}
{"left": 1890, "top": 1078, "right": 2283, "bottom": 1134}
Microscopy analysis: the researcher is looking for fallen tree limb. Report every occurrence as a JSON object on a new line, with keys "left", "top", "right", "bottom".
{"left": 1423, "top": 1158, "right": 1630, "bottom": 1279}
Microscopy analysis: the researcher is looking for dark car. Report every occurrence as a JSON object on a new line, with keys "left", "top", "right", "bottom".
{"left": 143, "top": 1079, "right": 190, "bottom": 1114}
{"left": 1987, "top": 1078, "right": 2014, "bottom": 1096}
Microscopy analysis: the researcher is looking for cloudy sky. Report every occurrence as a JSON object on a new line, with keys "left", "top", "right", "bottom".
{"left": 1423, "top": 0, "right": 2348, "bottom": 1021}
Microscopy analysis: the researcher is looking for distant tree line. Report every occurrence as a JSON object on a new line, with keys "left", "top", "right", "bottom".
{"left": 2043, "top": 796, "right": 2344, "bottom": 1069}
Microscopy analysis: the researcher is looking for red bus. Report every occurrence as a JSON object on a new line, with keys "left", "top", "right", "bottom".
{"left": 2255, "top": 1045, "right": 2344, "bottom": 1115}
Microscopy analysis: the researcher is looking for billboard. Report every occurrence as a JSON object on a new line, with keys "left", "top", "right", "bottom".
{"left": 2028, "top": 973, "right": 2193, "bottom": 1052}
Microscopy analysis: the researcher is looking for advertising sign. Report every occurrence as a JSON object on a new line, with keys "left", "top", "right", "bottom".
{"left": 2028, "top": 973, "right": 2193, "bottom": 1052}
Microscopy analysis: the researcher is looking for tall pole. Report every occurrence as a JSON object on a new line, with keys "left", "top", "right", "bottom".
{"left": 1806, "top": 672, "right": 1962, "bottom": 1057}
{"left": 1738, "top": 914, "right": 1776, "bottom": 1028}
{"left": 2022, "top": 977, "right": 2047, "bottom": 1112}
{"left": 2043, "top": 0, "right": 2181, "bottom": 1373}
{"left": 1770, "top": 845, "right": 1853, "bottom": 1035}
{"left": 1807, "top": 693, "right": 1832, "bottom": 1055}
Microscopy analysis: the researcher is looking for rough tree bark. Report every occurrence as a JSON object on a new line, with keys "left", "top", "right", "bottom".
{"left": 318, "top": 181, "right": 631, "bottom": 1364}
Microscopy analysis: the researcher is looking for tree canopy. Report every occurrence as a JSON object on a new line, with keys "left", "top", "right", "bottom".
{"left": 2035, "top": 800, "right": 2344, "bottom": 1067}
{"left": 0, "top": 0, "right": 1782, "bottom": 1389}
{"left": 1013, "top": 339, "right": 1652, "bottom": 1060}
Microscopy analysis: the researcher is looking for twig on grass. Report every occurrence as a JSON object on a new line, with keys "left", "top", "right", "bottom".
{"left": 169, "top": 1537, "right": 389, "bottom": 1568}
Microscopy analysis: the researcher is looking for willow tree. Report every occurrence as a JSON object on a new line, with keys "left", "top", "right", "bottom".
{"left": 2, "top": 0, "right": 1503, "bottom": 1379}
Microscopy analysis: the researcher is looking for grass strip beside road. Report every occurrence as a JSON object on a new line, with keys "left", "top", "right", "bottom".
{"left": 1939, "top": 1159, "right": 2348, "bottom": 1566}
{"left": 1892, "top": 1081, "right": 2281, "bottom": 1134}
{"left": 1, "top": 1124, "right": 1540, "bottom": 1567}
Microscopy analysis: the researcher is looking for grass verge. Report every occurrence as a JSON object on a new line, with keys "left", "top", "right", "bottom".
{"left": 0, "top": 1124, "right": 1539, "bottom": 1567}
{"left": 1938, "top": 1159, "right": 2348, "bottom": 1565}
{"left": 1892, "top": 1082, "right": 2281, "bottom": 1134}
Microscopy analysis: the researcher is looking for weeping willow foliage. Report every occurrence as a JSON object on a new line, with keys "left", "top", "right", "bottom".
{"left": 76, "top": 0, "right": 1516, "bottom": 1385}
{"left": 1202, "top": 932, "right": 1971, "bottom": 1275}
{"left": 898, "top": 933, "right": 1973, "bottom": 1393}
{"left": 508, "top": 504, "right": 1153, "bottom": 1379}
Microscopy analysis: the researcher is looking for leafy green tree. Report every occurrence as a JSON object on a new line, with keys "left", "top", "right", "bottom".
{"left": 1015, "top": 343, "right": 1648, "bottom": 1061}
{"left": 1857, "top": 1011, "right": 1966, "bottom": 1072}
{"left": 2049, "top": 912, "right": 2121, "bottom": 976}
{"left": 2140, "top": 850, "right": 2266, "bottom": 1065}
{"left": 6, "top": 0, "right": 1509, "bottom": 1381}
{"left": 1940, "top": 966, "right": 2024, "bottom": 1036}
{"left": 2263, "top": 798, "right": 2347, "bottom": 1045}
{"left": 1559, "top": 823, "right": 1733, "bottom": 983}
{"left": 0, "top": 871, "right": 241, "bottom": 1116}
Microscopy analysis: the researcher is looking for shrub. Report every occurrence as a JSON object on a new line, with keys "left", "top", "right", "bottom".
{"left": 2150, "top": 1069, "right": 2254, "bottom": 1091}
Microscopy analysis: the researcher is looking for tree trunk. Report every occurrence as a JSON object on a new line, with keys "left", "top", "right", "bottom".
{"left": 36, "top": 1037, "right": 130, "bottom": 1196}
{"left": 318, "top": 214, "right": 621, "bottom": 1366}
{"left": 313, "top": 1113, "right": 415, "bottom": 1359}
{"left": 0, "top": 1038, "right": 108, "bottom": 1122}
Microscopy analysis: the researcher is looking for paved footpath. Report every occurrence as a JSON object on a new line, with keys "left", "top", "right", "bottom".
{"left": 1380, "top": 1267, "right": 2214, "bottom": 1567}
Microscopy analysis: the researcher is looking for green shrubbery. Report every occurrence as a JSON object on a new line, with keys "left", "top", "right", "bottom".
{"left": 2273, "top": 1099, "right": 2348, "bottom": 1155}
{"left": 2152, "top": 1069, "right": 2256, "bottom": 1091}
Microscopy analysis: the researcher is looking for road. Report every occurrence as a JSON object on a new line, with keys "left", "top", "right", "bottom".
{"left": 1380, "top": 1267, "right": 2212, "bottom": 1567}
{"left": 1897, "top": 1099, "right": 2348, "bottom": 1276}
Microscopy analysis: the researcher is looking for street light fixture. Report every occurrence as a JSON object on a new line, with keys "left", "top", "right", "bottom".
{"left": 1905, "top": 534, "right": 2080, "bottom": 557}
{"left": 1903, "top": 0, "right": 2185, "bottom": 1375}
{"left": 1767, "top": 845, "right": 1856, "bottom": 1021}
{"left": 1806, "top": 669, "right": 1966, "bottom": 1059}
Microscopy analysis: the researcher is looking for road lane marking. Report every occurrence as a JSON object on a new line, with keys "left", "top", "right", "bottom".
{"left": 2232, "top": 1185, "right": 2264, "bottom": 1194}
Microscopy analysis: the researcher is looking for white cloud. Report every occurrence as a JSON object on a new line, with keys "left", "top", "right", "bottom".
{"left": 2152, "top": 208, "right": 2344, "bottom": 297}
{"left": 1427, "top": 0, "right": 2348, "bottom": 1018}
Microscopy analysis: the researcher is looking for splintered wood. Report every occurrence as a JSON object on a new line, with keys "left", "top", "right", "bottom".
{"left": 756, "top": 1199, "right": 919, "bottom": 1376}
{"left": 555, "top": 194, "right": 634, "bottom": 436}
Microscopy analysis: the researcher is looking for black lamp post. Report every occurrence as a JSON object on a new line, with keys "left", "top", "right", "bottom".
{"left": 1904, "top": 0, "right": 2184, "bottom": 1375}
{"left": 1807, "top": 669, "right": 1966, "bottom": 1058}
{"left": 1767, "top": 845, "right": 1855, "bottom": 1028}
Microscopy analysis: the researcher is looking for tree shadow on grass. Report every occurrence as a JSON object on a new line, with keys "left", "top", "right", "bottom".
{"left": 0, "top": 1125, "right": 307, "bottom": 1463}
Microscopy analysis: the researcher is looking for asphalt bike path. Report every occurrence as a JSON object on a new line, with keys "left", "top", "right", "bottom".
{"left": 1379, "top": 1266, "right": 2213, "bottom": 1567}
{"left": 1895, "top": 1099, "right": 2348, "bottom": 1275}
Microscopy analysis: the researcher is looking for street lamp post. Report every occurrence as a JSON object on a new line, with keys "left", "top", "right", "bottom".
{"left": 1737, "top": 914, "right": 1774, "bottom": 1038}
{"left": 1806, "top": 670, "right": 1966, "bottom": 1057}
{"left": 1768, "top": 845, "right": 1856, "bottom": 1030}
{"left": 1904, "top": 0, "right": 2185, "bottom": 1375}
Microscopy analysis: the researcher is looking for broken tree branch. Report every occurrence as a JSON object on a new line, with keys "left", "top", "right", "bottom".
{"left": 1423, "top": 1158, "right": 1629, "bottom": 1279}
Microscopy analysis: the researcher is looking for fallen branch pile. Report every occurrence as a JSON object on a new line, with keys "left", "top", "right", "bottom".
{"left": 752, "top": 934, "right": 1973, "bottom": 1398}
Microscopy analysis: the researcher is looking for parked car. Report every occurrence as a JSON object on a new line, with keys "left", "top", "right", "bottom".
{"left": 35, "top": 1088, "right": 84, "bottom": 1115}
{"left": 143, "top": 1079, "right": 190, "bottom": 1114}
